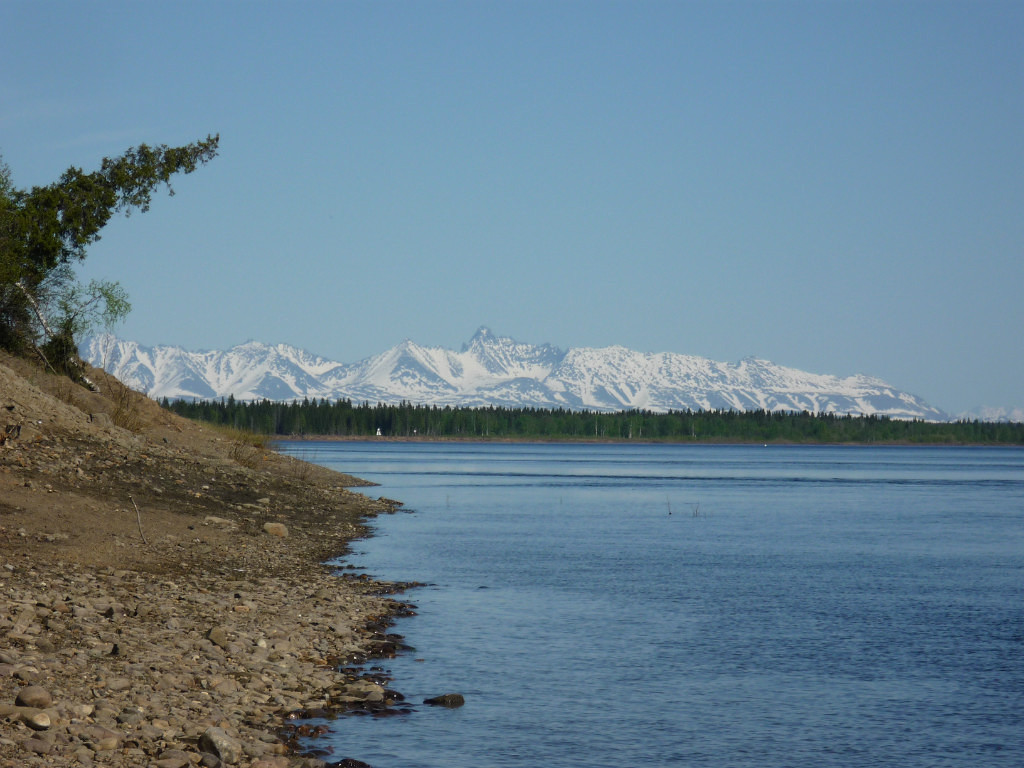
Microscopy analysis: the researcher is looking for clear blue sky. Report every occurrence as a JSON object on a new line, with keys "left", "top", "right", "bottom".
{"left": 2, "top": 0, "right": 1021, "bottom": 414}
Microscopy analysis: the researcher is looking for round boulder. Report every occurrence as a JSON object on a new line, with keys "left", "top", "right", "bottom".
{"left": 15, "top": 685, "right": 51, "bottom": 709}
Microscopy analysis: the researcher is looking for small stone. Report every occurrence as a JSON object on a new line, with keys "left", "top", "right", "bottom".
{"left": 207, "top": 626, "right": 231, "bottom": 650}
{"left": 212, "top": 678, "right": 241, "bottom": 695}
{"left": 139, "top": 724, "right": 165, "bottom": 741}
{"left": 21, "top": 737, "right": 52, "bottom": 755}
{"left": 249, "top": 758, "right": 290, "bottom": 768}
{"left": 12, "top": 604, "right": 35, "bottom": 634}
{"left": 423, "top": 693, "right": 465, "bottom": 708}
{"left": 68, "top": 702, "right": 95, "bottom": 718}
{"left": 262, "top": 522, "right": 288, "bottom": 538}
{"left": 199, "top": 726, "right": 243, "bottom": 765}
{"left": 15, "top": 684, "right": 52, "bottom": 708}
{"left": 155, "top": 749, "right": 192, "bottom": 768}
{"left": 117, "top": 707, "right": 145, "bottom": 725}
{"left": 83, "top": 724, "right": 122, "bottom": 750}
{"left": 25, "top": 710, "right": 51, "bottom": 730}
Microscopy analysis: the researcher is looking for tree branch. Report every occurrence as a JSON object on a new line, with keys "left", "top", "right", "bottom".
{"left": 14, "top": 278, "right": 55, "bottom": 340}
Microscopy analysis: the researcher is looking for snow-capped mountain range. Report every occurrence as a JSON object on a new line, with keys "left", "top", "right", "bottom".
{"left": 82, "top": 327, "right": 953, "bottom": 420}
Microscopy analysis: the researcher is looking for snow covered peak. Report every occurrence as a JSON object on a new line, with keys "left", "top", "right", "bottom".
{"left": 956, "top": 405, "right": 1024, "bottom": 423}
{"left": 460, "top": 327, "right": 563, "bottom": 378}
{"left": 82, "top": 329, "right": 950, "bottom": 420}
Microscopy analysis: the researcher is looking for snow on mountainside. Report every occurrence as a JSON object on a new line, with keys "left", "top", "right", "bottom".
{"left": 82, "top": 327, "right": 949, "bottom": 420}
{"left": 956, "top": 406, "right": 1024, "bottom": 423}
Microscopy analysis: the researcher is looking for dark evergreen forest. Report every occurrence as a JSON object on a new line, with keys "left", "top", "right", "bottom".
{"left": 162, "top": 397, "right": 1024, "bottom": 445}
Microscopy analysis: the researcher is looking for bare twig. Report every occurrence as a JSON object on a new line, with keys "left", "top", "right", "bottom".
{"left": 129, "top": 495, "right": 148, "bottom": 545}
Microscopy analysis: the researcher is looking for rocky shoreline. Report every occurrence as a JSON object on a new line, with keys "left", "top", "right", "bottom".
{"left": 1, "top": 354, "right": 418, "bottom": 767}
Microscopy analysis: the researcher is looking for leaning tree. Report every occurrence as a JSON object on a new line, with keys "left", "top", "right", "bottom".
{"left": 0, "top": 134, "right": 219, "bottom": 374}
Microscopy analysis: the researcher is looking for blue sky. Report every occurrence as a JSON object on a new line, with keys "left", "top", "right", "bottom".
{"left": 2, "top": 0, "right": 1021, "bottom": 414}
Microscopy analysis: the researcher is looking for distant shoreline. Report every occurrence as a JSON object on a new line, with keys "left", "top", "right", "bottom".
{"left": 273, "top": 434, "right": 1023, "bottom": 448}
{"left": 167, "top": 400, "right": 1024, "bottom": 446}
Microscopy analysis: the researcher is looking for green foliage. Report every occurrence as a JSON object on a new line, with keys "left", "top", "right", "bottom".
{"left": 36, "top": 273, "right": 132, "bottom": 378}
{"left": 162, "top": 399, "right": 1024, "bottom": 445}
{"left": 0, "top": 136, "right": 218, "bottom": 365}
{"left": 52, "top": 275, "right": 132, "bottom": 339}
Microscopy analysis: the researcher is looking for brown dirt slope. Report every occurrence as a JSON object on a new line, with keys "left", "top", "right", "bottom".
{"left": 0, "top": 352, "right": 382, "bottom": 574}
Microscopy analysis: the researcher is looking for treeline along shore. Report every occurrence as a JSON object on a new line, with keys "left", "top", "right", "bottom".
{"left": 164, "top": 398, "right": 1024, "bottom": 445}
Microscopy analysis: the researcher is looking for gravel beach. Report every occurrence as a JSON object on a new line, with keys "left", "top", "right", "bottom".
{"left": 1, "top": 352, "right": 412, "bottom": 767}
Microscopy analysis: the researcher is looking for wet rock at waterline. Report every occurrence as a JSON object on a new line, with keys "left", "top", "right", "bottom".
{"left": 424, "top": 693, "right": 465, "bottom": 708}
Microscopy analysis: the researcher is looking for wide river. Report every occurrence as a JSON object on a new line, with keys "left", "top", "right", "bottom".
{"left": 276, "top": 441, "right": 1024, "bottom": 768}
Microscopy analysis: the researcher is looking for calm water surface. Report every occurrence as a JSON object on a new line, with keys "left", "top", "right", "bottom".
{"left": 276, "top": 442, "right": 1024, "bottom": 768}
